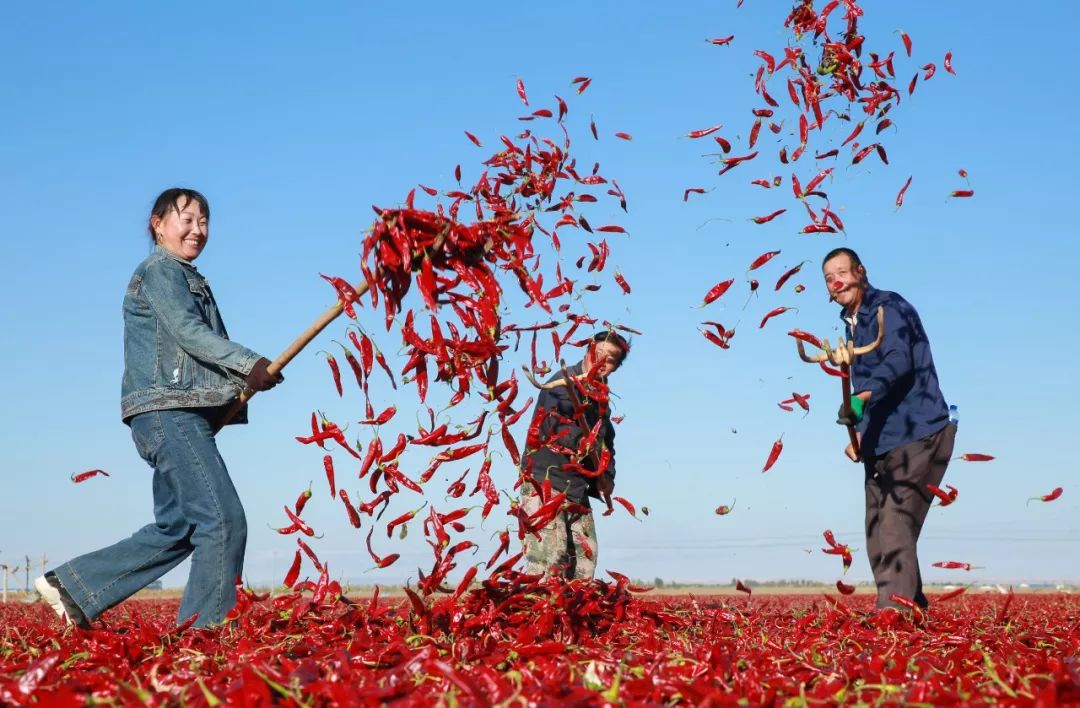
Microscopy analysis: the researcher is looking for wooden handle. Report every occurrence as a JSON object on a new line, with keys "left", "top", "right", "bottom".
{"left": 213, "top": 278, "right": 372, "bottom": 433}
{"left": 840, "top": 364, "right": 861, "bottom": 460}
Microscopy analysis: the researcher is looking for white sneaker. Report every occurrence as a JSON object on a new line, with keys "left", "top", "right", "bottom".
{"left": 34, "top": 574, "right": 90, "bottom": 628}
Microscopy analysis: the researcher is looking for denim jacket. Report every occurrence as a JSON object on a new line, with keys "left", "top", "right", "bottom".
{"left": 120, "top": 246, "right": 263, "bottom": 425}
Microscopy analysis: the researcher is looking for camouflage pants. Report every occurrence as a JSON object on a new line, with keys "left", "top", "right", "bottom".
{"left": 520, "top": 482, "right": 598, "bottom": 580}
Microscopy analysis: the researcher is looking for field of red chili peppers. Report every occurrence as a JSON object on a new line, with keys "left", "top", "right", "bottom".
{"left": 4, "top": 584, "right": 1080, "bottom": 704}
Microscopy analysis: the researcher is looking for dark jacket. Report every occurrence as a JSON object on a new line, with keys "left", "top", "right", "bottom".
{"left": 842, "top": 284, "right": 949, "bottom": 457}
{"left": 520, "top": 362, "right": 617, "bottom": 505}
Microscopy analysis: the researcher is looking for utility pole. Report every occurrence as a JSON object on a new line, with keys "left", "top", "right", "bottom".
{"left": 24, "top": 555, "right": 30, "bottom": 593}
{"left": 40, "top": 553, "right": 48, "bottom": 577}
{"left": 1, "top": 564, "right": 7, "bottom": 603}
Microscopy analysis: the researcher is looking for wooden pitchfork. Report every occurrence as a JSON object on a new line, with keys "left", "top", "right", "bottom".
{"left": 213, "top": 230, "right": 449, "bottom": 432}
{"left": 794, "top": 305, "right": 885, "bottom": 461}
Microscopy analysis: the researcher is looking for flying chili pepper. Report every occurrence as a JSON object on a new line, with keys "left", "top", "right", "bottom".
{"left": 735, "top": 579, "right": 752, "bottom": 595}
{"left": 321, "top": 352, "right": 343, "bottom": 397}
{"left": 759, "top": 306, "right": 797, "bottom": 328}
{"left": 836, "top": 580, "right": 855, "bottom": 595}
{"left": 463, "top": 131, "right": 482, "bottom": 147}
{"left": 612, "top": 496, "right": 637, "bottom": 519}
{"left": 364, "top": 528, "right": 400, "bottom": 569}
{"left": 293, "top": 484, "right": 312, "bottom": 515}
{"left": 937, "top": 586, "right": 967, "bottom": 601}
{"left": 950, "top": 189, "right": 974, "bottom": 198}
{"left": 896, "top": 176, "right": 913, "bottom": 208}
{"left": 362, "top": 406, "right": 397, "bottom": 426}
{"left": 282, "top": 550, "right": 302, "bottom": 588}
{"left": 701, "top": 278, "right": 735, "bottom": 306}
{"left": 898, "top": 30, "right": 912, "bottom": 57}
{"left": 944, "top": 51, "right": 956, "bottom": 74}
{"left": 683, "top": 187, "right": 708, "bottom": 201}
{"left": 71, "top": 469, "right": 110, "bottom": 483}
{"left": 794, "top": 284, "right": 805, "bottom": 293}
{"left": 956, "top": 453, "right": 994, "bottom": 462}
{"left": 752, "top": 208, "right": 786, "bottom": 224}
{"left": 297, "top": 537, "right": 323, "bottom": 573}
{"left": 926, "top": 484, "right": 959, "bottom": 507}
{"left": 1028, "top": 487, "right": 1064, "bottom": 505}
{"left": 516, "top": 78, "right": 528, "bottom": 106}
{"left": 322, "top": 455, "right": 336, "bottom": 499}
{"left": 614, "top": 271, "right": 631, "bottom": 294}
{"left": 686, "top": 125, "right": 722, "bottom": 139}
{"left": 576, "top": 77, "right": 592, "bottom": 94}
{"left": 707, "top": 35, "right": 735, "bottom": 46}
{"left": 932, "top": 561, "right": 979, "bottom": 571}
{"left": 715, "top": 500, "right": 735, "bottom": 515}
{"left": 339, "top": 489, "right": 361, "bottom": 528}
{"left": 762, "top": 436, "right": 784, "bottom": 473}
{"left": 614, "top": 132, "right": 632, "bottom": 141}
{"left": 748, "top": 250, "right": 781, "bottom": 272}
{"left": 283, "top": 505, "right": 317, "bottom": 537}
{"left": 788, "top": 329, "right": 824, "bottom": 349}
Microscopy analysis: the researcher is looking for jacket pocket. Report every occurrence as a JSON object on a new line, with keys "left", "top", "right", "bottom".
{"left": 130, "top": 412, "right": 166, "bottom": 464}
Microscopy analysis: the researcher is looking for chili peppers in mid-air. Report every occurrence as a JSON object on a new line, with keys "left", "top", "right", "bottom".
{"left": 1028, "top": 487, "right": 1063, "bottom": 505}
{"left": 761, "top": 436, "right": 784, "bottom": 473}
{"left": 71, "top": 469, "right": 110, "bottom": 483}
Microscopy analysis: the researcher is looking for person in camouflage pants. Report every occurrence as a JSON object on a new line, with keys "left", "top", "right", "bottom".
{"left": 519, "top": 331, "right": 628, "bottom": 580}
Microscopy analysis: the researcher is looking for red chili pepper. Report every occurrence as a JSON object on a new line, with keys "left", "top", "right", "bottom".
{"left": 748, "top": 250, "right": 780, "bottom": 272}
{"left": 836, "top": 580, "right": 855, "bottom": 595}
{"left": 297, "top": 537, "right": 323, "bottom": 573}
{"left": 820, "top": 361, "right": 847, "bottom": 378}
{"left": 735, "top": 579, "right": 752, "bottom": 595}
{"left": 788, "top": 329, "right": 824, "bottom": 349}
{"left": 321, "top": 352, "right": 342, "bottom": 397}
{"left": 922, "top": 62, "right": 936, "bottom": 80}
{"left": 71, "top": 469, "right": 110, "bottom": 483}
{"left": 614, "top": 271, "right": 631, "bottom": 294}
{"left": 898, "top": 29, "right": 912, "bottom": 57}
{"left": 362, "top": 405, "right": 397, "bottom": 426}
{"left": 751, "top": 208, "right": 786, "bottom": 224}
{"left": 339, "top": 489, "right": 361, "bottom": 528}
{"left": 683, "top": 187, "right": 708, "bottom": 201}
{"left": 762, "top": 436, "right": 784, "bottom": 473}
{"left": 896, "top": 175, "right": 913, "bottom": 208}
{"left": 950, "top": 189, "right": 975, "bottom": 198}
{"left": 701, "top": 278, "right": 735, "bottom": 306}
{"left": 715, "top": 500, "right": 735, "bottom": 515}
{"left": 889, "top": 593, "right": 923, "bottom": 617}
{"left": 957, "top": 453, "right": 994, "bottom": 462}
{"left": 759, "top": 306, "right": 796, "bottom": 328}
{"left": 1028, "top": 487, "right": 1064, "bottom": 504}
{"left": 841, "top": 121, "right": 865, "bottom": 147}
{"left": 614, "top": 132, "right": 632, "bottom": 141}
{"left": 686, "top": 124, "right": 722, "bottom": 139}
{"left": 322, "top": 454, "right": 336, "bottom": 499}
{"left": 293, "top": 484, "right": 312, "bottom": 515}
{"left": 386, "top": 503, "right": 427, "bottom": 538}
{"left": 576, "top": 77, "right": 592, "bottom": 94}
{"left": 612, "top": 496, "right": 637, "bottom": 519}
{"left": 944, "top": 52, "right": 956, "bottom": 75}
{"left": 707, "top": 35, "right": 735, "bottom": 46}
{"left": 283, "top": 505, "right": 316, "bottom": 537}
{"left": 515, "top": 78, "right": 528, "bottom": 106}
{"left": 926, "top": 483, "right": 959, "bottom": 507}
{"left": 365, "top": 528, "right": 400, "bottom": 568}
{"left": 937, "top": 586, "right": 967, "bottom": 601}
{"left": 463, "top": 130, "right": 482, "bottom": 147}
{"left": 932, "top": 561, "right": 978, "bottom": 571}
{"left": 283, "top": 550, "right": 302, "bottom": 588}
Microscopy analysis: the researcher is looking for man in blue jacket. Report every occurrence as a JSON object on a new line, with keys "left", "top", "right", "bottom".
{"left": 823, "top": 247, "right": 956, "bottom": 611}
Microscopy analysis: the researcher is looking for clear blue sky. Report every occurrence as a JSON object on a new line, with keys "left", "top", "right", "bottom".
{"left": 2, "top": 2, "right": 1077, "bottom": 591}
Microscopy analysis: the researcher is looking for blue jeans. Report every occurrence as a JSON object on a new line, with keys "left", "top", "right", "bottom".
{"left": 52, "top": 409, "right": 247, "bottom": 627}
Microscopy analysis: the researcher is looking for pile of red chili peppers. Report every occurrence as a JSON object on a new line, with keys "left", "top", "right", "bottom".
{"left": 4, "top": 583, "right": 1079, "bottom": 703}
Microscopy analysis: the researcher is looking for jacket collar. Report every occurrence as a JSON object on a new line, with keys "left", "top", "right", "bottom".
{"left": 154, "top": 244, "right": 196, "bottom": 269}
{"left": 838, "top": 283, "right": 880, "bottom": 323}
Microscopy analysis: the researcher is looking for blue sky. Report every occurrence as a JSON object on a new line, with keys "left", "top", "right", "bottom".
{"left": 2, "top": 2, "right": 1077, "bottom": 591}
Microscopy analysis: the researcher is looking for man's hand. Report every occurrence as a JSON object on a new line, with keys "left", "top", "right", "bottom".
{"left": 836, "top": 394, "right": 866, "bottom": 426}
{"left": 844, "top": 431, "right": 862, "bottom": 463}
{"left": 596, "top": 473, "right": 614, "bottom": 506}
{"left": 245, "top": 357, "right": 283, "bottom": 392}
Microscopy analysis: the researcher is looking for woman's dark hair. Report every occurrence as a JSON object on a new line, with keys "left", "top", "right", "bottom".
{"left": 821, "top": 247, "right": 863, "bottom": 270}
{"left": 147, "top": 188, "right": 210, "bottom": 243}
{"left": 591, "top": 330, "right": 630, "bottom": 363}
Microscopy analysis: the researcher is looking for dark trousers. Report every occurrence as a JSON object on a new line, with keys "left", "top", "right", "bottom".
{"left": 863, "top": 423, "right": 956, "bottom": 610}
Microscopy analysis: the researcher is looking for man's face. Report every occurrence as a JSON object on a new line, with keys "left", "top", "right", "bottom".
{"left": 823, "top": 253, "right": 865, "bottom": 311}
{"left": 585, "top": 341, "right": 624, "bottom": 379}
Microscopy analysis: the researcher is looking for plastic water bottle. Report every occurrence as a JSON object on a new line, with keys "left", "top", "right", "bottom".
{"left": 948, "top": 404, "right": 959, "bottom": 426}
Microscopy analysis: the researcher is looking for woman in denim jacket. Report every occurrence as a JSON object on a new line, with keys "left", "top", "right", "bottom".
{"left": 35, "top": 188, "right": 282, "bottom": 628}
